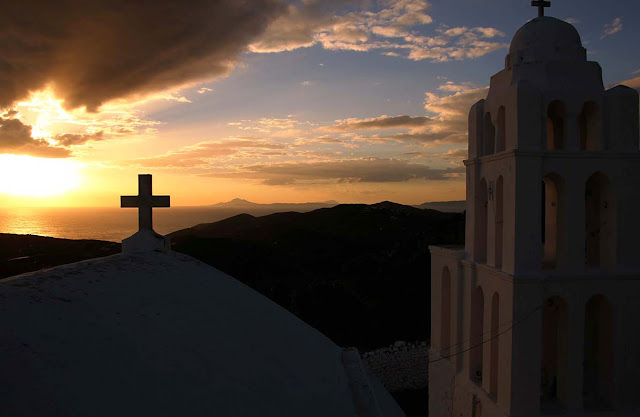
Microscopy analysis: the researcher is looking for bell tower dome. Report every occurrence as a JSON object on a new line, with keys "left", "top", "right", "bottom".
{"left": 507, "top": 16, "right": 585, "bottom": 68}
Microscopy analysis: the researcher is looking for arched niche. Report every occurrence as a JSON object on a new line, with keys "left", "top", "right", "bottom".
{"left": 585, "top": 173, "right": 617, "bottom": 269}
{"left": 541, "top": 296, "right": 569, "bottom": 411}
{"left": 496, "top": 106, "right": 506, "bottom": 152}
{"left": 583, "top": 295, "right": 614, "bottom": 410}
{"left": 475, "top": 179, "right": 488, "bottom": 262}
{"left": 579, "top": 101, "right": 601, "bottom": 150}
{"left": 484, "top": 113, "right": 496, "bottom": 156}
{"left": 547, "top": 101, "right": 566, "bottom": 150}
{"left": 541, "top": 173, "right": 565, "bottom": 269}
{"left": 441, "top": 267, "right": 452, "bottom": 357}
{"left": 489, "top": 292, "right": 500, "bottom": 399}
{"left": 470, "top": 286, "right": 485, "bottom": 385}
{"left": 494, "top": 176, "right": 504, "bottom": 268}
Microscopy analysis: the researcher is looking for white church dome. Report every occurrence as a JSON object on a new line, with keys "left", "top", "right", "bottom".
{"left": 0, "top": 251, "right": 405, "bottom": 417}
{"left": 506, "top": 16, "right": 586, "bottom": 68}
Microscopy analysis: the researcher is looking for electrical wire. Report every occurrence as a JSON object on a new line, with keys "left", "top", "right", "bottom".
{"left": 428, "top": 301, "right": 545, "bottom": 364}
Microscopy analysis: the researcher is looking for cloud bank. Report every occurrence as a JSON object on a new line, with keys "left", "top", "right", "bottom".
{"left": 1, "top": 0, "right": 284, "bottom": 110}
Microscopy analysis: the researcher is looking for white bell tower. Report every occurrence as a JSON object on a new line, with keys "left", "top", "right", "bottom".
{"left": 429, "top": 5, "right": 640, "bottom": 417}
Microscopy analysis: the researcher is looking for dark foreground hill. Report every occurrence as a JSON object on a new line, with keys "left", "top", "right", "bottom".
{"left": 169, "top": 202, "right": 465, "bottom": 350}
{"left": 0, "top": 234, "right": 120, "bottom": 279}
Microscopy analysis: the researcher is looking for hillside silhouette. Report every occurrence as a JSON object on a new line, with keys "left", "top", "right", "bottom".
{"left": 169, "top": 202, "right": 465, "bottom": 349}
{"left": 0, "top": 234, "right": 120, "bottom": 279}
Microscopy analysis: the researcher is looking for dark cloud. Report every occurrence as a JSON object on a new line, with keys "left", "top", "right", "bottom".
{"left": 55, "top": 131, "right": 104, "bottom": 146}
{"left": 0, "top": 118, "right": 70, "bottom": 157}
{"left": 2, "top": 109, "right": 18, "bottom": 118}
{"left": 234, "top": 158, "right": 463, "bottom": 184}
{"left": 330, "top": 115, "right": 431, "bottom": 131}
{"left": 1, "top": 0, "right": 285, "bottom": 110}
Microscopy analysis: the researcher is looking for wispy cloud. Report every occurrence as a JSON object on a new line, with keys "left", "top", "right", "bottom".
{"left": 249, "top": 0, "right": 507, "bottom": 62}
{"left": 409, "top": 83, "right": 488, "bottom": 144}
{"left": 328, "top": 115, "right": 430, "bottom": 131}
{"left": 228, "top": 116, "right": 314, "bottom": 134}
{"left": 601, "top": 17, "right": 623, "bottom": 39}
{"left": 205, "top": 157, "right": 464, "bottom": 186}
{"left": 54, "top": 132, "right": 104, "bottom": 146}
{"left": 345, "top": 82, "right": 488, "bottom": 145}
{"left": 437, "top": 81, "right": 481, "bottom": 93}
{"left": 439, "top": 148, "right": 467, "bottom": 158}
{"left": 197, "top": 87, "right": 213, "bottom": 94}
{"left": 121, "top": 138, "right": 287, "bottom": 168}
{"left": 107, "top": 78, "right": 490, "bottom": 182}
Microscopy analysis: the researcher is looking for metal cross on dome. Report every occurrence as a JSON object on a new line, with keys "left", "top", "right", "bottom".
{"left": 121, "top": 174, "right": 170, "bottom": 232}
{"left": 531, "top": 0, "right": 550, "bottom": 17}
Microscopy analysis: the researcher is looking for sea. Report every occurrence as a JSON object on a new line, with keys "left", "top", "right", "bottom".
{"left": 0, "top": 206, "right": 285, "bottom": 242}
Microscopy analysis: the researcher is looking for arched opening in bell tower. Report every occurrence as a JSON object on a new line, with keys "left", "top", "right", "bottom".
{"left": 489, "top": 292, "right": 500, "bottom": 399}
{"left": 583, "top": 295, "right": 614, "bottom": 410}
{"left": 484, "top": 113, "right": 496, "bottom": 155}
{"left": 441, "top": 267, "right": 452, "bottom": 357}
{"left": 541, "top": 174, "right": 565, "bottom": 269}
{"left": 547, "top": 101, "right": 566, "bottom": 150}
{"left": 585, "top": 172, "right": 617, "bottom": 269}
{"left": 476, "top": 178, "right": 488, "bottom": 262}
{"left": 541, "top": 296, "right": 569, "bottom": 411}
{"left": 494, "top": 176, "right": 504, "bottom": 268}
{"left": 470, "top": 286, "right": 485, "bottom": 385}
{"left": 496, "top": 106, "right": 506, "bottom": 152}
{"left": 579, "top": 101, "right": 601, "bottom": 150}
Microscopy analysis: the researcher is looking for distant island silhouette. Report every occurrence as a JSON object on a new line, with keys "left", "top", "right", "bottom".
{"left": 211, "top": 198, "right": 466, "bottom": 213}
{"left": 210, "top": 198, "right": 339, "bottom": 209}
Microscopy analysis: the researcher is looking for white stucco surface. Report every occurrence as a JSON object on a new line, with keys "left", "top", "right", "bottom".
{"left": 0, "top": 251, "right": 404, "bottom": 417}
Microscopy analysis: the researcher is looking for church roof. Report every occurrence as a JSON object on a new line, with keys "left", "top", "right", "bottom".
{"left": 0, "top": 251, "right": 404, "bottom": 417}
{"left": 508, "top": 16, "right": 586, "bottom": 67}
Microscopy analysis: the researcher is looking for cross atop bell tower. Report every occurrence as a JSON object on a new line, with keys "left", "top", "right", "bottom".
{"left": 531, "top": 0, "right": 550, "bottom": 17}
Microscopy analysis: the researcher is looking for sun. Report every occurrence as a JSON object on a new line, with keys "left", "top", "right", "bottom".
{"left": 0, "top": 154, "right": 82, "bottom": 197}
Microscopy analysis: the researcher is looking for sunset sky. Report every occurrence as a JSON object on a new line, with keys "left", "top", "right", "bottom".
{"left": 2, "top": 0, "right": 639, "bottom": 207}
